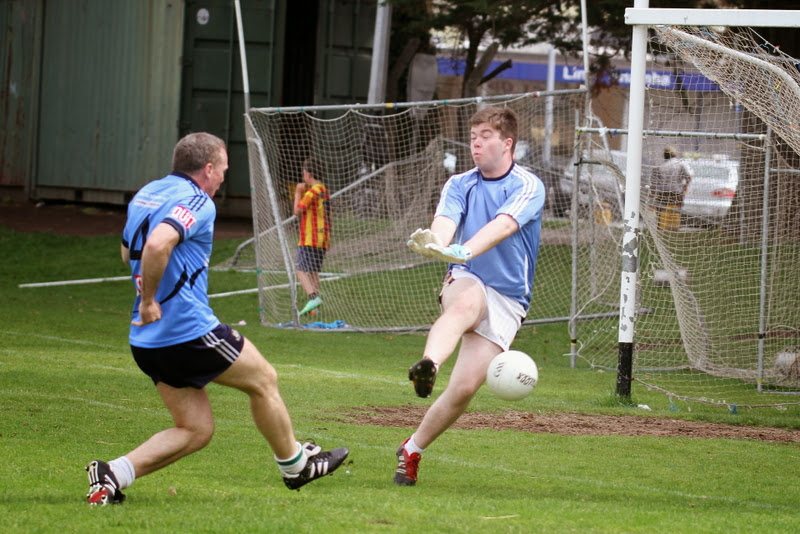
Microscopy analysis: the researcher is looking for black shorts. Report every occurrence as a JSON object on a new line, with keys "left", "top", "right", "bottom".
{"left": 131, "top": 324, "right": 245, "bottom": 389}
{"left": 295, "top": 246, "right": 326, "bottom": 273}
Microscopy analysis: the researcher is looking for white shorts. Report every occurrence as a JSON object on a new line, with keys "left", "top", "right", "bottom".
{"left": 444, "top": 268, "right": 525, "bottom": 351}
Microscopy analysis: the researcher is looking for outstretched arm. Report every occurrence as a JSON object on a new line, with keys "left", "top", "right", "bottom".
{"left": 423, "top": 214, "right": 518, "bottom": 264}
{"left": 407, "top": 216, "right": 456, "bottom": 257}
{"left": 429, "top": 216, "right": 457, "bottom": 246}
{"left": 460, "top": 214, "right": 518, "bottom": 257}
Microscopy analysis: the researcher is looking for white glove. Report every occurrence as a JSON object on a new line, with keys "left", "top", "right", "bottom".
{"left": 407, "top": 228, "right": 443, "bottom": 258}
{"left": 424, "top": 243, "right": 473, "bottom": 264}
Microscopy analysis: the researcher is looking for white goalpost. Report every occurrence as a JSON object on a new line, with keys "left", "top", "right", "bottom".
{"left": 609, "top": 4, "right": 800, "bottom": 407}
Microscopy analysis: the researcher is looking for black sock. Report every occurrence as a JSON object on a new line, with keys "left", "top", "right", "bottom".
{"left": 308, "top": 293, "right": 318, "bottom": 300}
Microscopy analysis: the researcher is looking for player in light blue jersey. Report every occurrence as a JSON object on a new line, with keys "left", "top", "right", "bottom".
{"left": 433, "top": 152, "right": 543, "bottom": 311}
{"left": 396, "top": 107, "right": 545, "bottom": 486}
{"left": 85, "top": 133, "right": 348, "bottom": 506}
{"left": 122, "top": 159, "right": 219, "bottom": 347}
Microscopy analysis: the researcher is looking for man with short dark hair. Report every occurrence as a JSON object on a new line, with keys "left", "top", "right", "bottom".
{"left": 85, "top": 132, "right": 348, "bottom": 505}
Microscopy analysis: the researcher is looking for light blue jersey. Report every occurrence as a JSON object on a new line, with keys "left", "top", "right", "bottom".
{"left": 122, "top": 172, "right": 220, "bottom": 348}
{"left": 434, "top": 163, "right": 545, "bottom": 310}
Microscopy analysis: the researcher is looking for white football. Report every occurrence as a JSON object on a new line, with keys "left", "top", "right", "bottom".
{"left": 485, "top": 350, "right": 538, "bottom": 401}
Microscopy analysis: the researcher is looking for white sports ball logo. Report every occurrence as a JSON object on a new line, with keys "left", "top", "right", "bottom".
{"left": 486, "top": 350, "right": 538, "bottom": 401}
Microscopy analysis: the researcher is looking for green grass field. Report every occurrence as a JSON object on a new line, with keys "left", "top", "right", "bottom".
{"left": 1, "top": 225, "right": 799, "bottom": 533}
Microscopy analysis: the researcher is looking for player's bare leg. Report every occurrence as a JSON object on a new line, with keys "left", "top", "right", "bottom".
{"left": 409, "top": 278, "right": 486, "bottom": 397}
{"left": 309, "top": 271, "right": 320, "bottom": 295}
{"left": 296, "top": 270, "right": 322, "bottom": 314}
{"left": 424, "top": 277, "right": 487, "bottom": 364}
{"left": 215, "top": 338, "right": 348, "bottom": 490}
{"left": 123, "top": 339, "right": 296, "bottom": 476}
{"left": 125, "top": 383, "right": 216, "bottom": 477}
{"left": 212, "top": 338, "right": 297, "bottom": 459}
{"left": 296, "top": 270, "right": 317, "bottom": 297}
{"left": 413, "top": 332, "right": 502, "bottom": 448}
{"left": 396, "top": 332, "right": 501, "bottom": 485}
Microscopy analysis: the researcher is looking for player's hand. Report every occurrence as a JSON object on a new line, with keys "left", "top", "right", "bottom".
{"left": 424, "top": 243, "right": 473, "bottom": 264}
{"left": 407, "top": 228, "right": 442, "bottom": 258}
{"left": 132, "top": 300, "right": 162, "bottom": 326}
{"left": 295, "top": 182, "right": 307, "bottom": 195}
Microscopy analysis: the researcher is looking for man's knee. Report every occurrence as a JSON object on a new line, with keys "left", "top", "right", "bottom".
{"left": 442, "top": 380, "right": 478, "bottom": 407}
{"left": 253, "top": 361, "right": 279, "bottom": 395}
{"left": 171, "top": 416, "right": 214, "bottom": 454}
{"left": 190, "top": 422, "right": 215, "bottom": 451}
{"left": 442, "top": 293, "right": 485, "bottom": 326}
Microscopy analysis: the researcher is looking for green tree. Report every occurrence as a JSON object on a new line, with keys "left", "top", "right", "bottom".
{"left": 388, "top": 0, "right": 583, "bottom": 98}
{"left": 385, "top": 0, "right": 437, "bottom": 103}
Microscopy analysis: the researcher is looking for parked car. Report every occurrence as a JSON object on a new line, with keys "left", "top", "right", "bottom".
{"left": 680, "top": 155, "right": 739, "bottom": 224}
{"left": 559, "top": 151, "right": 739, "bottom": 225}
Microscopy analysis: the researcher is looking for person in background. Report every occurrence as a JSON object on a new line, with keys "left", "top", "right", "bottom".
{"left": 85, "top": 133, "right": 348, "bottom": 505}
{"left": 398, "top": 107, "right": 545, "bottom": 486}
{"left": 649, "top": 146, "right": 692, "bottom": 230}
{"left": 293, "top": 156, "right": 331, "bottom": 316}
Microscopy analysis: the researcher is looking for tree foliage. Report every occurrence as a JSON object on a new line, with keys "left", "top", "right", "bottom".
{"left": 388, "top": 0, "right": 800, "bottom": 98}
{"left": 388, "top": 0, "right": 583, "bottom": 97}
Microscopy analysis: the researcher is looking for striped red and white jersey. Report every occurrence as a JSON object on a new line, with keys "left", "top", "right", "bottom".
{"left": 296, "top": 183, "right": 331, "bottom": 249}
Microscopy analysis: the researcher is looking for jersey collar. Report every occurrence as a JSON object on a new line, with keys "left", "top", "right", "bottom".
{"left": 479, "top": 162, "right": 515, "bottom": 182}
{"left": 172, "top": 171, "right": 203, "bottom": 191}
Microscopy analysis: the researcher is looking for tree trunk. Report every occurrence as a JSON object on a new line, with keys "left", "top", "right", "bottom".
{"left": 386, "top": 38, "right": 421, "bottom": 103}
{"left": 462, "top": 41, "right": 500, "bottom": 98}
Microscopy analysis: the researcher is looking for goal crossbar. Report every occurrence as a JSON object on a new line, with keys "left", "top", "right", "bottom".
{"left": 625, "top": 8, "right": 800, "bottom": 28}
{"left": 577, "top": 127, "right": 766, "bottom": 142}
{"left": 249, "top": 89, "right": 587, "bottom": 114}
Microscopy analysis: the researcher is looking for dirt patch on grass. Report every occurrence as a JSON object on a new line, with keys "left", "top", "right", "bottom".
{"left": 344, "top": 405, "right": 800, "bottom": 443}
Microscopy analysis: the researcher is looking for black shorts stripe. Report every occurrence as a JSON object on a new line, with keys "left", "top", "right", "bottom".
{"left": 131, "top": 324, "right": 245, "bottom": 389}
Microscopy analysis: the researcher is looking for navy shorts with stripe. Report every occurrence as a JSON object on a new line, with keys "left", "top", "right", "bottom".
{"left": 131, "top": 324, "right": 245, "bottom": 389}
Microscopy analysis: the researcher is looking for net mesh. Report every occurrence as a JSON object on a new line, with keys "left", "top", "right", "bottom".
{"left": 233, "top": 92, "right": 588, "bottom": 331}
{"left": 573, "top": 25, "right": 800, "bottom": 407}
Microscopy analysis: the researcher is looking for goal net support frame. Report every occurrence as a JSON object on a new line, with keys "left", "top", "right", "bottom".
{"left": 616, "top": 3, "right": 800, "bottom": 404}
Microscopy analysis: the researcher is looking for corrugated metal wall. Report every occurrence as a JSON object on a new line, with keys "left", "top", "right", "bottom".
{"left": 180, "top": 0, "right": 281, "bottom": 208}
{"left": 1, "top": 0, "right": 43, "bottom": 190}
{"left": 35, "top": 0, "right": 184, "bottom": 204}
{"left": 1, "top": 0, "right": 374, "bottom": 212}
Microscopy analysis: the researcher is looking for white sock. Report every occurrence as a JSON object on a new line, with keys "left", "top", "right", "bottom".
{"left": 275, "top": 442, "right": 307, "bottom": 476}
{"left": 109, "top": 456, "right": 135, "bottom": 490}
{"left": 405, "top": 434, "right": 427, "bottom": 455}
